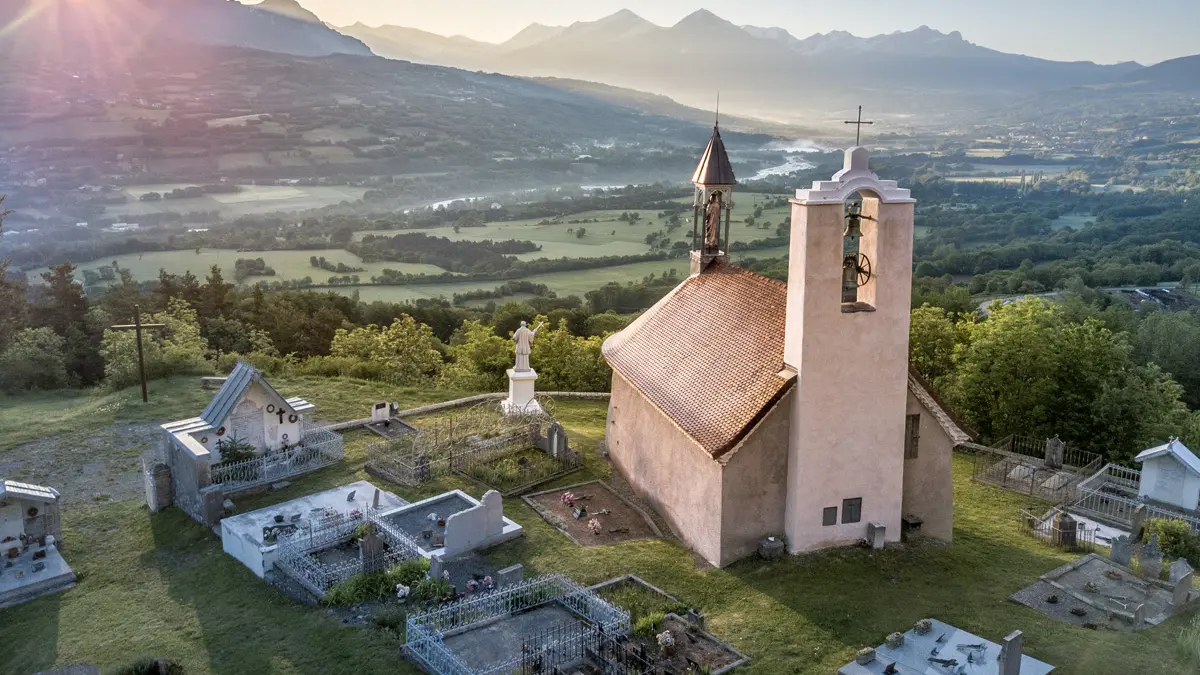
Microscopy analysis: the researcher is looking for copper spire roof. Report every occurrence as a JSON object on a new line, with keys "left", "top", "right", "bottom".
{"left": 691, "top": 124, "right": 737, "bottom": 186}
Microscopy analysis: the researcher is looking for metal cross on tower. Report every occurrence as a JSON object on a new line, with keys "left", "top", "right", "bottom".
{"left": 843, "top": 106, "right": 874, "bottom": 145}
{"left": 110, "top": 304, "right": 167, "bottom": 403}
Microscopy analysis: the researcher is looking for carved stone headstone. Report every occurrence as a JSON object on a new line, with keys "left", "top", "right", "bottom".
{"left": 547, "top": 422, "right": 567, "bottom": 459}
{"left": 1171, "top": 559, "right": 1194, "bottom": 610}
{"left": 1140, "top": 533, "right": 1164, "bottom": 580}
{"left": 1110, "top": 535, "right": 1134, "bottom": 567}
{"left": 1044, "top": 436, "right": 1065, "bottom": 469}
{"left": 496, "top": 564, "right": 524, "bottom": 587}
{"left": 1054, "top": 511, "right": 1077, "bottom": 549}
{"left": 997, "top": 630, "right": 1023, "bottom": 675}
{"left": 1130, "top": 504, "right": 1148, "bottom": 541}
{"left": 358, "top": 525, "right": 386, "bottom": 574}
{"left": 428, "top": 554, "right": 444, "bottom": 582}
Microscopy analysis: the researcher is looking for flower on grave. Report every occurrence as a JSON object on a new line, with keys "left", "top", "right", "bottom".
{"left": 656, "top": 630, "right": 675, "bottom": 647}
{"left": 395, "top": 584, "right": 410, "bottom": 599}
{"left": 588, "top": 518, "right": 602, "bottom": 535}
{"left": 856, "top": 538, "right": 870, "bottom": 549}
{"left": 349, "top": 509, "right": 362, "bottom": 519}
{"left": 560, "top": 491, "right": 577, "bottom": 506}
{"left": 466, "top": 579, "right": 480, "bottom": 593}
{"left": 483, "top": 575, "right": 495, "bottom": 590}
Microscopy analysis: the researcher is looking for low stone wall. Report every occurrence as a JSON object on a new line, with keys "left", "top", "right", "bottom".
{"left": 324, "top": 392, "right": 611, "bottom": 432}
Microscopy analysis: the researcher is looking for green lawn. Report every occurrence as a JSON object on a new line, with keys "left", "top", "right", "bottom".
{"left": 0, "top": 382, "right": 1182, "bottom": 674}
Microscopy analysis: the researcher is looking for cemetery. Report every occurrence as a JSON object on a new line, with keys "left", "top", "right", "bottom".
{"left": 525, "top": 480, "right": 662, "bottom": 546}
{"left": 0, "top": 479, "right": 75, "bottom": 608}
{"left": 366, "top": 400, "right": 583, "bottom": 495}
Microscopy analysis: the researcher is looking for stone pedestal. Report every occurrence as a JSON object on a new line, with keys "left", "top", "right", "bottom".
{"left": 867, "top": 522, "right": 887, "bottom": 550}
{"left": 503, "top": 368, "right": 543, "bottom": 416}
{"left": 690, "top": 250, "right": 728, "bottom": 276}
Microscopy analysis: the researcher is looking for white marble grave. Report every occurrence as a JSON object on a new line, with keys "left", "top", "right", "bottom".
{"left": 442, "top": 490, "right": 523, "bottom": 559}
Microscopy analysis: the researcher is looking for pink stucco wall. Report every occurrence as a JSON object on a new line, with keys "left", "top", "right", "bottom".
{"left": 606, "top": 371, "right": 724, "bottom": 565}
{"left": 782, "top": 197, "right": 914, "bottom": 552}
{"left": 903, "top": 391, "right": 955, "bottom": 542}
{"left": 718, "top": 387, "right": 792, "bottom": 565}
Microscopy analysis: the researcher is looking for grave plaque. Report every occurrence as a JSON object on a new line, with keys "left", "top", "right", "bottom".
{"left": 497, "top": 564, "right": 524, "bottom": 587}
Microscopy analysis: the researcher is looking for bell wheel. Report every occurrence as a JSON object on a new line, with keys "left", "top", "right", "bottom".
{"left": 844, "top": 253, "right": 872, "bottom": 287}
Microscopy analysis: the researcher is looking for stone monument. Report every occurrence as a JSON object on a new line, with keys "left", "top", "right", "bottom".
{"left": 1140, "top": 533, "right": 1164, "bottom": 580}
{"left": 503, "top": 321, "right": 544, "bottom": 416}
{"left": 1171, "top": 558, "right": 1194, "bottom": 610}
{"left": 1110, "top": 535, "right": 1133, "bottom": 567}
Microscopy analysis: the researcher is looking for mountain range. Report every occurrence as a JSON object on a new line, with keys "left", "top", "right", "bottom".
{"left": 341, "top": 9, "right": 1184, "bottom": 121}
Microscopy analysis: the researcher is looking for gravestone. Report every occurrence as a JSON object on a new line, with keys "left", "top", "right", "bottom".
{"left": 1133, "top": 603, "right": 1146, "bottom": 625}
{"left": 1141, "top": 533, "right": 1164, "bottom": 580}
{"left": 145, "top": 463, "right": 172, "bottom": 512}
{"left": 1054, "top": 511, "right": 1077, "bottom": 548}
{"left": 429, "top": 555, "right": 444, "bottom": 582}
{"left": 359, "top": 524, "right": 386, "bottom": 574}
{"left": 546, "top": 422, "right": 568, "bottom": 459}
{"left": 997, "top": 630, "right": 1023, "bottom": 675}
{"left": 867, "top": 522, "right": 887, "bottom": 550}
{"left": 1171, "top": 559, "right": 1194, "bottom": 610}
{"left": 371, "top": 402, "right": 389, "bottom": 424}
{"left": 443, "top": 490, "right": 506, "bottom": 558}
{"left": 482, "top": 490, "right": 504, "bottom": 538}
{"left": 1044, "top": 436, "right": 1065, "bottom": 469}
{"left": 1130, "top": 504, "right": 1148, "bottom": 541}
{"left": 1110, "top": 535, "right": 1133, "bottom": 567}
{"left": 496, "top": 564, "right": 524, "bottom": 587}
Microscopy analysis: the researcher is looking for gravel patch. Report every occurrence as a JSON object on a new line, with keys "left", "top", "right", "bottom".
{"left": 0, "top": 423, "right": 161, "bottom": 504}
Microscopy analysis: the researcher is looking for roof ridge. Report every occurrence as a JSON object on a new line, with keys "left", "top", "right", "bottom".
{"left": 708, "top": 260, "right": 786, "bottom": 290}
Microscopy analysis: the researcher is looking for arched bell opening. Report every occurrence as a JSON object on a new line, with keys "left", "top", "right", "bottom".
{"left": 841, "top": 189, "right": 881, "bottom": 312}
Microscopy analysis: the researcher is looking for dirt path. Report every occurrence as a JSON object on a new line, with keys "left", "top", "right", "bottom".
{"left": 0, "top": 423, "right": 161, "bottom": 504}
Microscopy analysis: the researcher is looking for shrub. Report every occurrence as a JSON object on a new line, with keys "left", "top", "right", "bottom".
{"left": 372, "top": 607, "right": 406, "bottom": 636}
{"left": 111, "top": 657, "right": 184, "bottom": 675}
{"left": 215, "top": 434, "right": 257, "bottom": 464}
{"left": 0, "top": 327, "right": 69, "bottom": 392}
{"left": 633, "top": 612, "right": 665, "bottom": 638}
{"left": 411, "top": 577, "right": 455, "bottom": 604}
{"left": 323, "top": 559, "right": 430, "bottom": 607}
{"left": 1144, "top": 518, "right": 1200, "bottom": 569}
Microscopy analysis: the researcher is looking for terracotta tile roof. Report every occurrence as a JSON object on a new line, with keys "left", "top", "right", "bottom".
{"left": 908, "top": 368, "right": 976, "bottom": 445}
{"left": 602, "top": 261, "right": 790, "bottom": 457}
{"left": 691, "top": 125, "right": 737, "bottom": 186}
{"left": 604, "top": 261, "right": 976, "bottom": 458}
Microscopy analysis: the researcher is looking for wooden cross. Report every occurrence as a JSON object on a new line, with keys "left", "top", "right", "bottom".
{"left": 110, "top": 304, "right": 166, "bottom": 403}
{"left": 843, "top": 105, "right": 874, "bottom": 145}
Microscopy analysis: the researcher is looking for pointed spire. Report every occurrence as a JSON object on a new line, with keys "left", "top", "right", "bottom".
{"left": 692, "top": 120, "right": 736, "bottom": 186}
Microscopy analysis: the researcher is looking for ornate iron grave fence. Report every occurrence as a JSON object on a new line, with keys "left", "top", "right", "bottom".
{"left": 1018, "top": 507, "right": 1099, "bottom": 553}
{"left": 1070, "top": 462, "right": 1200, "bottom": 531}
{"left": 273, "top": 507, "right": 419, "bottom": 597}
{"left": 209, "top": 421, "right": 344, "bottom": 494}
{"left": 404, "top": 574, "right": 630, "bottom": 675}
{"left": 971, "top": 435, "right": 1101, "bottom": 503}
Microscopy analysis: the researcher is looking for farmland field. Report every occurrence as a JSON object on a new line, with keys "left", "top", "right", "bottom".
{"left": 26, "top": 249, "right": 448, "bottom": 286}
{"left": 106, "top": 184, "right": 369, "bottom": 218}
{"left": 355, "top": 196, "right": 793, "bottom": 261}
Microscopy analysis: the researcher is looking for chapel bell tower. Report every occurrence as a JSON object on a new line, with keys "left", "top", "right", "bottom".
{"left": 781, "top": 145, "right": 916, "bottom": 553}
{"left": 690, "top": 122, "right": 736, "bottom": 275}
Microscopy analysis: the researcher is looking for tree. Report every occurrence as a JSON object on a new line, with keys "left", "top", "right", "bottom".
{"left": 575, "top": 227, "right": 587, "bottom": 239}
{"left": 908, "top": 305, "right": 968, "bottom": 385}
{"left": 528, "top": 318, "right": 611, "bottom": 392}
{"left": 439, "top": 320, "right": 511, "bottom": 392}
{"left": 101, "top": 298, "right": 210, "bottom": 389}
{"left": 0, "top": 328, "right": 69, "bottom": 392}
{"left": 329, "top": 316, "right": 442, "bottom": 385}
{"left": 944, "top": 298, "right": 1189, "bottom": 462}
{"left": 202, "top": 265, "right": 234, "bottom": 318}
{"left": 36, "top": 262, "right": 104, "bottom": 385}
{"left": 0, "top": 197, "right": 28, "bottom": 352}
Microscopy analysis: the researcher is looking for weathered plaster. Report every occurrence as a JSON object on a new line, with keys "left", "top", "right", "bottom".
{"left": 718, "top": 387, "right": 792, "bottom": 565}
{"left": 903, "top": 391, "right": 954, "bottom": 542}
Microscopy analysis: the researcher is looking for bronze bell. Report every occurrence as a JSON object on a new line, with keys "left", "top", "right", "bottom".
{"left": 844, "top": 201, "right": 864, "bottom": 240}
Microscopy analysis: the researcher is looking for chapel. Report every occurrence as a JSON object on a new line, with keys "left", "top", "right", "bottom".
{"left": 602, "top": 123, "right": 973, "bottom": 567}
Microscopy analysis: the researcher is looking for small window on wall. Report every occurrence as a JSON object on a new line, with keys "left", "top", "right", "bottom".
{"left": 905, "top": 413, "right": 921, "bottom": 459}
{"left": 822, "top": 506, "right": 838, "bottom": 526}
{"left": 842, "top": 498, "right": 862, "bottom": 524}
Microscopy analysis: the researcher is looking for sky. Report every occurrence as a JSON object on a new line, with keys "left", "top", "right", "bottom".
{"left": 256, "top": 0, "right": 1200, "bottom": 65}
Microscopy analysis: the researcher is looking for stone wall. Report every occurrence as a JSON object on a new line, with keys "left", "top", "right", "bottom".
{"left": 902, "top": 390, "right": 954, "bottom": 542}
{"left": 607, "top": 371, "right": 724, "bottom": 565}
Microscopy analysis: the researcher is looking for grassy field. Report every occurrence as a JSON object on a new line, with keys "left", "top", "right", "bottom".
{"left": 355, "top": 196, "right": 793, "bottom": 262}
{"left": 26, "top": 249, "right": 448, "bottom": 286}
{"left": 0, "top": 377, "right": 1184, "bottom": 674}
{"left": 105, "top": 185, "right": 369, "bottom": 219}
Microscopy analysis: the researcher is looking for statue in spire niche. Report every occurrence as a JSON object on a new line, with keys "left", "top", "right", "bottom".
{"left": 704, "top": 191, "right": 723, "bottom": 252}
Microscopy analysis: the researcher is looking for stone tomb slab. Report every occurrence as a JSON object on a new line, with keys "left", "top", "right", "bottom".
{"left": 1010, "top": 553, "right": 1188, "bottom": 631}
{"left": 441, "top": 603, "right": 578, "bottom": 670}
{"left": 0, "top": 542, "right": 76, "bottom": 609}
{"left": 838, "top": 618, "right": 1054, "bottom": 675}
{"left": 376, "top": 489, "right": 523, "bottom": 559}
{"left": 524, "top": 480, "right": 662, "bottom": 547}
{"left": 219, "top": 480, "right": 407, "bottom": 579}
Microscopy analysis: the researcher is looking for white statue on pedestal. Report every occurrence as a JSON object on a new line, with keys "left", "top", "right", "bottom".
{"left": 504, "top": 321, "right": 545, "bottom": 415}
{"left": 512, "top": 321, "right": 543, "bottom": 372}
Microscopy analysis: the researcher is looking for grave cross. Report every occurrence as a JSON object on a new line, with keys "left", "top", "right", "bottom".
{"left": 110, "top": 304, "right": 166, "bottom": 403}
{"left": 843, "top": 105, "right": 874, "bottom": 146}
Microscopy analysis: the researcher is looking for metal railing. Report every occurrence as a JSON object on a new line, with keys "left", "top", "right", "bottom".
{"left": 209, "top": 422, "right": 344, "bottom": 494}
{"left": 1019, "top": 507, "right": 1098, "bottom": 553}
{"left": 404, "top": 574, "right": 630, "bottom": 674}
{"left": 273, "top": 507, "right": 420, "bottom": 596}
